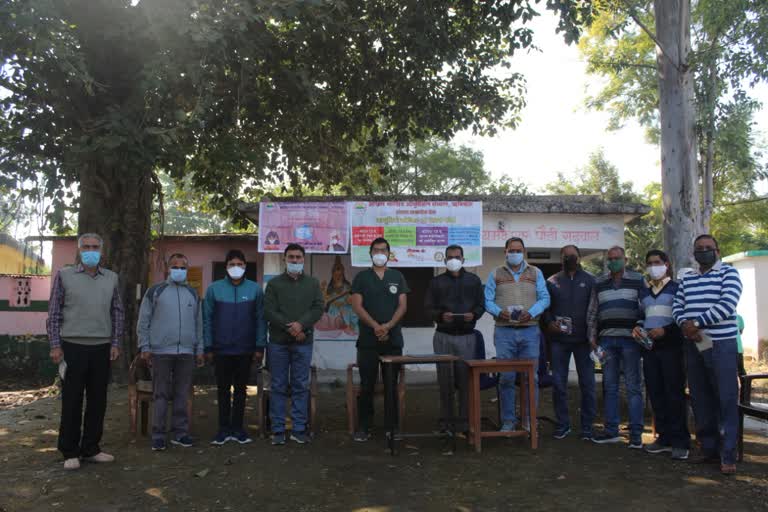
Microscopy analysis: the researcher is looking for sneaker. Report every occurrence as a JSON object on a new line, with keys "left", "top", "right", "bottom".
{"left": 82, "top": 452, "right": 115, "bottom": 463}
{"left": 170, "top": 436, "right": 193, "bottom": 448}
{"left": 210, "top": 430, "right": 230, "bottom": 446}
{"left": 628, "top": 438, "right": 643, "bottom": 450}
{"left": 353, "top": 431, "right": 369, "bottom": 442}
{"left": 271, "top": 432, "right": 286, "bottom": 446}
{"left": 580, "top": 432, "right": 593, "bottom": 441}
{"left": 231, "top": 430, "right": 253, "bottom": 444}
{"left": 644, "top": 441, "right": 672, "bottom": 454}
{"left": 63, "top": 457, "right": 81, "bottom": 470}
{"left": 671, "top": 448, "right": 690, "bottom": 460}
{"left": 151, "top": 438, "right": 167, "bottom": 451}
{"left": 592, "top": 432, "right": 622, "bottom": 444}
{"left": 553, "top": 426, "right": 571, "bottom": 440}
{"left": 499, "top": 422, "right": 517, "bottom": 433}
{"left": 290, "top": 431, "right": 309, "bottom": 444}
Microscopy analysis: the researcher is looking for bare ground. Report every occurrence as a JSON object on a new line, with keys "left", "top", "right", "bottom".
{"left": 0, "top": 383, "right": 767, "bottom": 512}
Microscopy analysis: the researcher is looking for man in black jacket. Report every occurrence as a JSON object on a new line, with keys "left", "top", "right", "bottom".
{"left": 425, "top": 244, "right": 485, "bottom": 433}
{"left": 543, "top": 244, "right": 597, "bottom": 441}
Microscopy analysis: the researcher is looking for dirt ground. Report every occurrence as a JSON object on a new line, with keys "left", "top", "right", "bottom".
{"left": 1, "top": 382, "right": 767, "bottom": 512}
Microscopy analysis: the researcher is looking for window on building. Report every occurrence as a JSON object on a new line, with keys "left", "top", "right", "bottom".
{"left": 12, "top": 277, "right": 31, "bottom": 308}
{"left": 212, "top": 262, "right": 259, "bottom": 283}
{"left": 399, "top": 267, "right": 435, "bottom": 328}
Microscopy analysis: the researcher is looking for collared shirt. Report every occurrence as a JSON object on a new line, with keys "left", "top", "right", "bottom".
{"left": 425, "top": 269, "right": 485, "bottom": 335}
{"left": 672, "top": 260, "right": 742, "bottom": 341}
{"left": 47, "top": 264, "right": 125, "bottom": 349}
{"left": 484, "top": 260, "right": 550, "bottom": 318}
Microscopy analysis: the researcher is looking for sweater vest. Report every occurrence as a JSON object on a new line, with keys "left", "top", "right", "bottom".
{"left": 59, "top": 266, "right": 119, "bottom": 343}
{"left": 493, "top": 265, "right": 539, "bottom": 327}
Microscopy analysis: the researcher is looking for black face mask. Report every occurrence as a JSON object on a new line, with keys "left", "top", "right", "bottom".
{"left": 694, "top": 249, "right": 717, "bottom": 266}
{"left": 563, "top": 255, "right": 579, "bottom": 271}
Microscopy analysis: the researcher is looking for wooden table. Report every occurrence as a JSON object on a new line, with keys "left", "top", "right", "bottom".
{"left": 379, "top": 354, "right": 460, "bottom": 455}
{"left": 465, "top": 359, "right": 538, "bottom": 453}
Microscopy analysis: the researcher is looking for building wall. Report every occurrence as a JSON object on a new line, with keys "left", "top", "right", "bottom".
{"left": 0, "top": 244, "right": 43, "bottom": 274}
{"left": 733, "top": 261, "right": 759, "bottom": 357}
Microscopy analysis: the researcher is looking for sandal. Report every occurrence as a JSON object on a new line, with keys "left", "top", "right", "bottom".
{"left": 720, "top": 463, "right": 737, "bottom": 475}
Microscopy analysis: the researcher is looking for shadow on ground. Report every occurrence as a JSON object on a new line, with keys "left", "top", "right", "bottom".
{"left": 0, "top": 383, "right": 767, "bottom": 512}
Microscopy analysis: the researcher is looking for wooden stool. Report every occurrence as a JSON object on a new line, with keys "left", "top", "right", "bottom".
{"left": 257, "top": 365, "right": 319, "bottom": 437}
{"left": 127, "top": 355, "right": 193, "bottom": 436}
{"left": 346, "top": 363, "right": 406, "bottom": 434}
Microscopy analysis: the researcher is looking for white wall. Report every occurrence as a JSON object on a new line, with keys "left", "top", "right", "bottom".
{"left": 733, "top": 261, "right": 758, "bottom": 357}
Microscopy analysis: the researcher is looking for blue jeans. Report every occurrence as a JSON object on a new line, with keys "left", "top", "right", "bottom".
{"left": 685, "top": 338, "right": 739, "bottom": 464}
{"left": 494, "top": 325, "right": 540, "bottom": 425}
{"left": 550, "top": 341, "right": 596, "bottom": 435}
{"left": 601, "top": 336, "right": 643, "bottom": 439}
{"left": 268, "top": 342, "right": 313, "bottom": 433}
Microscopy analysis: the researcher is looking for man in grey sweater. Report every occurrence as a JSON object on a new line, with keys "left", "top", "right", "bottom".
{"left": 137, "top": 253, "right": 204, "bottom": 451}
{"left": 48, "top": 233, "right": 124, "bottom": 470}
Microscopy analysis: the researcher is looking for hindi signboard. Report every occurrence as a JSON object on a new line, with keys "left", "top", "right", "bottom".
{"left": 258, "top": 202, "right": 349, "bottom": 254}
{"left": 349, "top": 201, "right": 483, "bottom": 267}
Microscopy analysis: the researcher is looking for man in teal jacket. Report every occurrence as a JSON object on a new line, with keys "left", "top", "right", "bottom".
{"left": 203, "top": 249, "right": 267, "bottom": 445}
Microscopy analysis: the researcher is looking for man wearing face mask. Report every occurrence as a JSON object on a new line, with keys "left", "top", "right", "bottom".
{"left": 633, "top": 249, "right": 690, "bottom": 460}
{"left": 350, "top": 237, "right": 409, "bottom": 442}
{"left": 47, "top": 233, "right": 124, "bottom": 470}
{"left": 592, "top": 246, "right": 645, "bottom": 448}
{"left": 672, "top": 235, "right": 742, "bottom": 474}
{"left": 264, "top": 243, "right": 324, "bottom": 445}
{"left": 137, "top": 253, "right": 204, "bottom": 451}
{"left": 542, "top": 245, "right": 597, "bottom": 441}
{"left": 484, "top": 237, "right": 550, "bottom": 433}
{"left": 203, "top": 249, "right": 267, "bottom": 445}
{"left": 425, "top": 244, "right": 485, "bottom": 434}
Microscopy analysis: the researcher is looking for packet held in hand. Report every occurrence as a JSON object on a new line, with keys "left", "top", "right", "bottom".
{"left": 634, "top": 328, "right": 654, "bottom": 350}
{"left": 58, "top": 360, "right": 67, "bottom": 382}
{"left": 507, "top": 305, "right": 524, "bottom": 321}
{"left": 590, "top": 346, "right": 607, "bottom": 365}
{"left": 555, "top": 316, "right": 573, "bottom": 335}
{"left": 695, "top": 332, "right": 714, "bottom": 352}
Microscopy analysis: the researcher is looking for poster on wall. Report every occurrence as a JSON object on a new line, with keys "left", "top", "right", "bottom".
{"left": 349, "top": 201, "right": 483, "bottom": 267}
{"left": 312, "top": 254, "right": 360, "bottom": 343}
{"left": 258, "top": 202, "right": 349, "bottom": 253}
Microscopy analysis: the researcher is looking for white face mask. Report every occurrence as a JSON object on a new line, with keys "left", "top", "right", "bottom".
{"left": 371, "top": 253, "right": 388, "bottom": 267}
{"left": 227, "top": 266, "right": 246, "bottom": 280}
{"left": 647, "top": 265, "right": 667, "bottom": 281}
{"left": 446, "top": 258, "right": 463, "bottom": 272}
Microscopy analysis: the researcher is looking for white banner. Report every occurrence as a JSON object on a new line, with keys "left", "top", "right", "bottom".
{"left": 482, "top": 213, "right": 625, "bottom": 249}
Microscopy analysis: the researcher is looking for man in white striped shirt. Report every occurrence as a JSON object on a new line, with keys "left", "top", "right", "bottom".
{"left": 672, "top": 234, "right": 742, "bottom": 475}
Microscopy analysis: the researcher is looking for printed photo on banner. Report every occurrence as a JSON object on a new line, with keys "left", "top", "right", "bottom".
{"left": 349, "top": 201, "right": 483, "bottom": 267}
{"left": 313, "top": 255, "right": 359, "bottom": 342}
{"left": 258, "top": 202, "right": 350, "bottom": 253}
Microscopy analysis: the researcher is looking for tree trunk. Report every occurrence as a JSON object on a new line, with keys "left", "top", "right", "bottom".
{"left": 78, "top": 161, "right": 154, "bottom": 380}
{"left": 655, "top": 0, "right": 701, "bottom": 271}
{"left": 701, "top": 56, "right": 718, "bottom": 232}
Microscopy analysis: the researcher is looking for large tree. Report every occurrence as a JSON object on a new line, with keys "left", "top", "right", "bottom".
{"left": 580, "top": 0, "right": 768, "bottom": 265}
{"left": 1, "top": 0, "right": 593, "bottom": 368}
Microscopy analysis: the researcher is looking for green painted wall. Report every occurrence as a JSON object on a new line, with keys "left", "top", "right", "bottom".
{"left": 0, "top": 334, "right": 57, "bottom": 381}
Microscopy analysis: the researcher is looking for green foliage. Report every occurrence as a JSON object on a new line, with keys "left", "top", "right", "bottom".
{"left": 545, "top": 147, "right": 636, "bottom": 202}
{"left": 153, "top": 173, "right": 236, "bottom": 235}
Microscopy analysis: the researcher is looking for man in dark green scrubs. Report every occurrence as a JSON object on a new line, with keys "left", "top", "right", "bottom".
{"left": 350, "top": 237, "right": 409, "bottom": 442}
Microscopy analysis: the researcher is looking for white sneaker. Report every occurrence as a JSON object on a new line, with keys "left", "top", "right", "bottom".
{"left": 82, "top": 452, "right": 115, "bottom": 463}
{"left": 63, "top": 458, "right": 81, "bottom": 470}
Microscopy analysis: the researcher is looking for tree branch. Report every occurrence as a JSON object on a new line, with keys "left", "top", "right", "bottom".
{"left": 589, "top": 59, "right": 656, "bottom": 71}
{"left": 620, "top": 0, "right": 682, "bottom": 71}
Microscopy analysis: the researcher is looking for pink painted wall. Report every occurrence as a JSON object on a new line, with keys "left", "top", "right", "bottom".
{"left": 0, "top": 275, "right": 51, "bottom": 335}
{"left": 50, "top": 238, "right": 263, "bottom": 294}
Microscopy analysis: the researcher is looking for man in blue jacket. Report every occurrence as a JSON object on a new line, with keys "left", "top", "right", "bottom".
{"left": 203, "top": 249, "right": 267, "bottom": 445}
{"left": 137, "top": 253, "right": 203, "bottom": 451}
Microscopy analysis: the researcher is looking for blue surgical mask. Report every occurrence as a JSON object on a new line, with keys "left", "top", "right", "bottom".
{"left": 81, "top": 250, "right": 101, "bottom": 267}
{"left": 506, "top": 252, "right": 524, "bottom": 266}
{"left": 170, "top": 268, "right": 187, "bottom": 283}
{"left": 287, "top": 262, "right": 304, "bottom": 274}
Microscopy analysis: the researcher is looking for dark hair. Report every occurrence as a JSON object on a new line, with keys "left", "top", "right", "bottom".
{"left": 284, "top": 243, "right": 306, "bottom": 256}
{"left": 560, "top": 245, "right": 581, "bottom": 257}
{"left": 645, "top": 249, "right": 669, "bottom": 263}
{"left": 645, "top": 249, "right": 672, "bottom": 278}
{"left": 694, "top": 234, "right": 719, "bottom": 250}
{"left": 505, "top": 237, "right": 525, "bottom": 250}
{"left": 225, "top": 249, "right": 246, "bottom": 264}
{"left": 445, "top": 244, "right": 464, "bottom": 257}
{"left": 369, "top": 237, "right": 390, "bottom": 254}
{"left": 167, "top": 253, "right": 188, "bottom": 265}
{"left": 607, "top": 245, "right": 625, "bottom": 257}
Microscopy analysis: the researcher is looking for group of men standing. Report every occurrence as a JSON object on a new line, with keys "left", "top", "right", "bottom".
{"left": 48, "top": 232, "right": 743, "bottom": 475}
